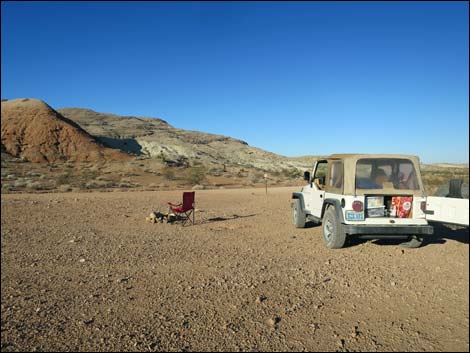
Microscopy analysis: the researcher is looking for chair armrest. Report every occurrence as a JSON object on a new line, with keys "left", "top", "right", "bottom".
{"left": 168, "top": 202, "right": 182, "bottom": 207}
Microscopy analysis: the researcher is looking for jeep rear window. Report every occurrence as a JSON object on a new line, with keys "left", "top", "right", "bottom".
{"left": 355, "top": 158, "right": 419, "bottom": 190}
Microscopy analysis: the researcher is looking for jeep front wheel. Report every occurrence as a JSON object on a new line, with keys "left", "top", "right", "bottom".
{"left": 292, "top": 199, "right": 306, "bottom": 228}
{"left": 322, "top": 206, "right": 346, "bottom": 249}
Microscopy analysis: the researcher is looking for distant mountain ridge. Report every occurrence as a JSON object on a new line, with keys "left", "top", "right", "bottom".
{"left": 57, "top": 107, "right": 310, "bottom": 171}
{"left": 5, "top": 98, "right": 462, "bottom": 171}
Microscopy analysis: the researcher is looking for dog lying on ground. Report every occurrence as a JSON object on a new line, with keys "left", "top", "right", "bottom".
{"left": 153, "top": 211, "right": 168, "bottom": 223}
{"left": 146, "top": 211, "right": 167, "bottom": 223}
{"left": 146, "top": 211, "right": 178, "bottom": 224}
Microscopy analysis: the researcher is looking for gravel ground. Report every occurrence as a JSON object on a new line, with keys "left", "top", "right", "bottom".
{"left": 1, "top": 187, "right": 469, "bottom": 352}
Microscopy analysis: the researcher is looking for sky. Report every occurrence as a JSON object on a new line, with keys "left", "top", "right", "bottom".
{"left": 1, "top": 1, "right": 469, "bottom": 164}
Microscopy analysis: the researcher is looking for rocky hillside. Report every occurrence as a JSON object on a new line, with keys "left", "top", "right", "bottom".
{"left": 57, "top": 107, "right": 311, "bottom": 171}
{"left": 1, "top": 99, "right": 129, "bottom": 163}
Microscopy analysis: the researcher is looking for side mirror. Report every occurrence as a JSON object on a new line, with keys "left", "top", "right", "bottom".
{"left": 304, "top": 171, "right": 310, "bottom": 181}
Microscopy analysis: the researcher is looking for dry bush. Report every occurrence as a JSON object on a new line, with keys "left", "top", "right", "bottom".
{"left": 56, "top": 172, "right": 74, "bottom": 186}
{"left": 26, "top": 181, "right": 49, "bottom": 190}
{"left": 26, "top": 171, "right": 42, "bottom": 177}
{"left": 1, "top": 183, "right": 12, "bottom": 192}
{"left": 186, "top": 166, "right": 207, "bottom": 185}
{"left": 13, "top": 179, "right": 27, "bottom": 188}
{"left": 249, "top": 173, "right": 264, "bottom": 184}
{"left": 58, "top": 184, "right": 72, "bottom": 192}
{"left": 163, "top": 167, "right": 176, "bottom": 181}
{"left": 85, "top": 180, "right": 116, "bottom": 189}
{"left": 281, "top": 168, "right": 302, "bottom": 179}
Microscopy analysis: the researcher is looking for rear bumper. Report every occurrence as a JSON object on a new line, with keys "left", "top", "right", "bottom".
{"left": 343, "top": 224, "right": 434, "bottom": 236}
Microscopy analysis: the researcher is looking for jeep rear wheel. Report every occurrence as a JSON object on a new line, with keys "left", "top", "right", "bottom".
{"left": 292, "top": 199, "right": 306, "bottom": 228}
{"left": 322, "top": 206, "right": 346, "bottom": 249}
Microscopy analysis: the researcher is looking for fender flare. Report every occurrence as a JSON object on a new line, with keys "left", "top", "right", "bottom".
{"left": 322, "top": 198, "right": 345, "bottom": 223}
{"left": 292, "top": 192, "right": 307, "bottom": 214}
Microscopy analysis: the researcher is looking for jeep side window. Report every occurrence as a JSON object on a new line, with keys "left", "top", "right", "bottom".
{"left": 328, "top": 161, "right": 343, "bottom": 192}
{"left": 313, "top": 161, "right": 327, "bottom": 189}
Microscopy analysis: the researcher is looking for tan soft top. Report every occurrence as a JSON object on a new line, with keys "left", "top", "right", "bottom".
{"left": 314, "top": 154, "right": 424, "bottom": 196}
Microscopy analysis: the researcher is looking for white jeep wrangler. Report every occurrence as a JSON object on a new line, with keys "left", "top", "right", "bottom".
{"left": 292, "top": 154, "right": 469, "bottom": 249}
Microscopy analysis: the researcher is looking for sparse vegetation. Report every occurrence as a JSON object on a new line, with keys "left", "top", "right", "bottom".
{"left": 26, "top": 181, "right": 48, "bottom": 190}
{"left": 281, "top": 167, "right": 302, "bottom": 179}
{"left": 249, "top": 172, "right": 264, "bottom": 184}
{"left": 58, "top": 184, "right": 72, "bottom": 192}
{"left": 186, "top": 165, "right": 207, "bottom": 185}
{"left": 421, "top": 167, "right": 469, "bottom": 196}
{"left": 163, "top": 167, "right": 176, "bottom": 181}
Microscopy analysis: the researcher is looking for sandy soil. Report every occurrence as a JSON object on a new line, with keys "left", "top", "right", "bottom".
{"left": 1, "top": 187, "right": 469, "bottom": 352}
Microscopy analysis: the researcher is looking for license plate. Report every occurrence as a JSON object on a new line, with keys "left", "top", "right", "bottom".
{"left": 345, "top": 210, "right": 364, "bottom": 221}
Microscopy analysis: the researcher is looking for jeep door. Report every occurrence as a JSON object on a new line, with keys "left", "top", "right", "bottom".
{"left": 303, "top": 160, "right": 327, "bottom": 218}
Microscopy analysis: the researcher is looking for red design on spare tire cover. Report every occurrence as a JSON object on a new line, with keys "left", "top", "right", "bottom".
{"left": 392, "top": 196, "right": 413, "bottom": 218}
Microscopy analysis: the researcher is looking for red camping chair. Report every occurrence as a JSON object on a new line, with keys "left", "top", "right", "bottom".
{"left": 168, "top": 191, "right": 195, "bottom": 226}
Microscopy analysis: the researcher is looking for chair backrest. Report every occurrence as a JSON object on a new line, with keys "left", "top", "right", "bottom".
{"left": 182, "top": 192, "right": 195, "bottom": 211}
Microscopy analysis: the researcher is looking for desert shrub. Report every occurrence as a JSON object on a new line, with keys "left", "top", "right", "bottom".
{"left": 26, "top": 181, "right": 47, "bottom": 190}
{"left": 85, "top": 181, "right": 98, "bottom": 189}
{"left": 157, "top": 151, "right": 166, "bottom": 161}
{"left": 237, "top": 168, "right": 247, "bottom": 177}
{"left": 281, "top": 168, "right": 302, "bottom": 179}
{"left": 249, "top": 173, "right": 264, "bottom": 184}
{"left": 209, "top": 167, "right": 223, "bottom": 177}
{"left": 85, "top": 180, "right": 116, "bottom": 189}
{"left": 187, "top": 166, "right": 207, "bottom": 185}
{"left": 119, "top": 181, "right": 139, "bottom": 188}
{"left": 26, "top": 171, "right": 42, "bottom": 177}
{"left": 163, "top": 167, "right": 176, "bottom": 181}
{"left": 58, "top": 184, "right": 72, "bottom": 192}
{"left": 56, "top": 172, "right": 74, "bottom": 186}
{"left": 1, "top": 183, "right": 12, "bottom": 192}
{"left": 13, "top": 179, "right": 27, "bottom": 188}
{"left": 82, "top": 169, "right": 98, "bottom": 181}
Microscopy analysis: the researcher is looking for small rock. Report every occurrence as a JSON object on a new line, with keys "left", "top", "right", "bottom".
{"left": 266, "top": 316, "right": 281, "bottom": 329}
{"left": 310, "top": 323, "right": 319, "bottom": 333}
{"left": 255, "top": 295, "right": 267, "bottom": 304}
{"left": 79, "top": 258, "right": 86, "bottom": 263}
{"left": 351, "top": 326, "right": 360, "bottom": 338}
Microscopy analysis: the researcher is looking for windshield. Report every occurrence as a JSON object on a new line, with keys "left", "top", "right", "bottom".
{"left": 355, "top": 158, "right": 420, "bottom": 190}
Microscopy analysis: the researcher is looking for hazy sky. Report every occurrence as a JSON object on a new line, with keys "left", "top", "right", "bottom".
{"left": 2, "top": 1, "right": 469, "bottom": 163}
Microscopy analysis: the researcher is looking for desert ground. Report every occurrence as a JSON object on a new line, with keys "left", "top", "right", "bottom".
{"left": 1, "top": 186, "right": 469, "bottom": 352}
